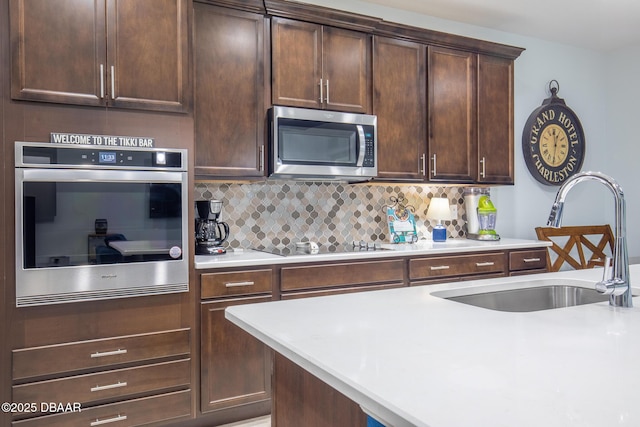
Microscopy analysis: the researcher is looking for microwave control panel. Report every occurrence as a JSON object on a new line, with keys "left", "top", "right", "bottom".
{"left": 362, "top": 125, "right": 375, "bottom": 167}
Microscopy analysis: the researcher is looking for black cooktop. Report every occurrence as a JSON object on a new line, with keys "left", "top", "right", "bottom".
{"left": 252, "top": 242, "right": 391, "bottom": 257}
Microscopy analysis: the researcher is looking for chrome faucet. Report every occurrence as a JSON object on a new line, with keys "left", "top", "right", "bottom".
{"left": 547, "top": 171, "right": 632, "bottom": 307}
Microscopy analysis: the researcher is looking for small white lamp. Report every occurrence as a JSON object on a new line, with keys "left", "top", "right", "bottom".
{"left": 426, "top": 197, "right": 452, "bottom": 242}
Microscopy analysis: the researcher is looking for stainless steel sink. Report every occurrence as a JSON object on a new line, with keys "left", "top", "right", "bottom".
{"left": 432, "top": 279, "right": 612, "bottom": 312}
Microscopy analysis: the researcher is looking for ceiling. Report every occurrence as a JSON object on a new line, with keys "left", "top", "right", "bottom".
{"left": 358, "top": 0, "right": 640, "bottom": 52}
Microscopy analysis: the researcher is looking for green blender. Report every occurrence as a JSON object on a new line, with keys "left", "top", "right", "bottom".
{"left": 476, "top": 195, "right": 500, "bottom": 241}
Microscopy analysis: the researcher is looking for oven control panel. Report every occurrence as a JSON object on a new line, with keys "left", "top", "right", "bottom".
{"left": 17, "top": 143, "right": 185, "bottom": 170}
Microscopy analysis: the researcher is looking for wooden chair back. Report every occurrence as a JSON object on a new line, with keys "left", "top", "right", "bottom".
{"left": 535, "top": 225, "right": 614, "bottom": 272}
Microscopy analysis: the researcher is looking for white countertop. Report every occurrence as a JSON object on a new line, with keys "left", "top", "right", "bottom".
{"left": 196, "top": 238, "right": 550, "bottom": 269}
{"left": 226, "top": 265, "right": 640, "bottom": 427}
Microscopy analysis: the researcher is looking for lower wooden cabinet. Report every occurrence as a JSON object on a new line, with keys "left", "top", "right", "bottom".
{"left": 273, "top": 353, "right": 367, "bottom": 427}
{"left": 11, "top": 390, "right": 191, "bottom": 427}
{"left": 11, "top": 329, "right": 191, "bottom": 424}
{"left": 410, "top": 252, "right": 507, "bottom": 285}
{"left": 199, "top": 268, "right": 273, "bottom": 425}
{"left": 200, "top": 296, "right": 272, "bottom": 417}
{"left": 280, "top": 259, "right": 405, "bottom": 293}
{"left": 13, "top": 360, "right": 190, "bottom": 413}
{"left": 509, "top": 248, "right": 548, "bottom": 275}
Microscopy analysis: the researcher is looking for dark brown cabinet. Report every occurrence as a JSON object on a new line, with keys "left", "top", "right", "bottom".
{"left": 409, "top": 252, "right": 507, "bottom": 285}
{"left": 428, "top": 46, "right": 478, "bottom": 183}
{"left": 375, "top": 41, "right": 516, "bottom": 184}
{"left": 477, "top": 54, "right": 515, "bottom": 184}
{"left": 194, "top": 3, "right": 269, "bottom": 178}
{"left": 373, "top": 36, "right": 427, "bottom": 181}
{"left": 10, "top": 0, "right": 190, "bottom": 112}
{"left": 428, "top": 48, "right": 517, "bottom": 184}
{"left": 272, "top": 17, "right": 372, "bottom": 113}
{"left": 199, "top": 269, "right": 272, "bottom": 424}
{"left": 11, "top": 329, "right": 192, "bottom": 424}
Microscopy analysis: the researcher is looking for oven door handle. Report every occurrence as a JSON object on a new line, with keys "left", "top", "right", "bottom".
{"left": 19, "top": 168, "right": 185, "bottom": 184}
{"left": 356, "top": 125, "right": 366, "bottom": 167}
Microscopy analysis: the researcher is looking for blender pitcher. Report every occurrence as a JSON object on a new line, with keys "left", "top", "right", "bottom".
{"left": 476, "top": 195, "right": 500, "bottom": 241}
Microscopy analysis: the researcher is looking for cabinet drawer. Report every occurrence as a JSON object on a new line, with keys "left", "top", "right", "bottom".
{"left": 282, "top": 282, "right": 405, "bottom": 299}
{"left": 13, "top": 329, "right": 190, "bottom": 381}
{"left": 201, "top": 269, "right": 272, "bottom": 299}
{"left": 13, "top": 360, "right": 190, "bottom": 414}
{"left": 509, "top": 249, "right": 548, "bottom": 272}
{"left": 281, "top": 260, "right": 404, "bottom": 291}
{"left": 410, "top": 252, "right": 506, "bottom": 280}
{"left": 12, "top": 389, "right": 191, "bottom": 427}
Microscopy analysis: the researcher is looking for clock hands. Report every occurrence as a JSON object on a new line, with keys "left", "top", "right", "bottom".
{"left": 551, "top": 127, "right": 558, "bottom": 165}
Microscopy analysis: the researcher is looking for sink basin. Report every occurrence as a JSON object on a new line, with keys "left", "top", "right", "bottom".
{"left": 432, "top": 279, "right": 611, "bottom": 312}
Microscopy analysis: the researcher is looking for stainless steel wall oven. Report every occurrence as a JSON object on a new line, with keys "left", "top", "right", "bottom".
{"left": 15, "top": 142, "right": 189, "bottom": 306}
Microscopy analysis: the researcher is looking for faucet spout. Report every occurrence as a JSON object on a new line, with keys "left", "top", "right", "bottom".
{"left": 547, "top": 171, "right": 632, "bottom": 308}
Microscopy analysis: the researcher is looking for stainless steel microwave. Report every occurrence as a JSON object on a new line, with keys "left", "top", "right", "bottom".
{"left": 269, "top": 106, "right": 377, "bottom": 182}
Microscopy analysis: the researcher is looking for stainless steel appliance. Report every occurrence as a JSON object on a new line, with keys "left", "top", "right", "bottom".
{"left": 270, "top": 106, "right": 377, "bottom": 182}
{"left": 195, "top": 200, "right": 229, "bottom": 255}
{"left": 15, "top": 142, "right": 189, "bottom": 306}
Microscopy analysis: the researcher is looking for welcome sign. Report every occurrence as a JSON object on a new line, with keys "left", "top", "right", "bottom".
{"left": 50, "top": 132, "right": 155, "bottom": 148}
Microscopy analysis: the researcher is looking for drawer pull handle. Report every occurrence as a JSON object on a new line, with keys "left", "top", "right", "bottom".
{"left": 430, "top": 265, "right": 450, "bottom": 271}
{"left": 90, "top": 414, "right": 127, "bottom": 426}
{"left": 523, "top": 258, "right": 542, "bottom": 263}
{"left": 225, "top": 281, "right": 255, "bottom": 288}
{"left": 91, "top": 349, "right": 127, "bottom": 358}
{"left": 91, "top": 381, "right": 127, "bottom": 392}
{"left": 476, "top": 262, "right": 495, "bottom": 267}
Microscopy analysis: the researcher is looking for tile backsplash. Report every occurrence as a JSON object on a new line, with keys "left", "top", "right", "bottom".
{"left": 195, "top": 181, "right": 470, "bottom": 250}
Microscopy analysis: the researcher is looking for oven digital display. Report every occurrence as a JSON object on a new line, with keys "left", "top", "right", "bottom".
{"left": 99, "top": 152, "right": 117, "bottom": 164}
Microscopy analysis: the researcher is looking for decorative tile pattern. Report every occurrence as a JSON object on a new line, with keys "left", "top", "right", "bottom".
{"left": 195, "top": 181, "right": 472, "bottom": 250}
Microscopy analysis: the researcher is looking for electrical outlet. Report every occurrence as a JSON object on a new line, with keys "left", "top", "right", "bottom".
{"left": 449, "top": 205, "right": 458, "bottom": 219}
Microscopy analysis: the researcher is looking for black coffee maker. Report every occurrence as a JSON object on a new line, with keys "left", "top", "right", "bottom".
{"left": 195, "top": 200, "right": 230, "bottom": 255}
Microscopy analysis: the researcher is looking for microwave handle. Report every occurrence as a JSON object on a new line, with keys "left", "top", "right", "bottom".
{"left": 356, "top": 125, "right": 366, "bottom": 167}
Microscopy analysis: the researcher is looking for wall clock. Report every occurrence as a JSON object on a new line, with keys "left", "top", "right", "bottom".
{"left": 522, "top": 80, "right": 585, "bottom": 185}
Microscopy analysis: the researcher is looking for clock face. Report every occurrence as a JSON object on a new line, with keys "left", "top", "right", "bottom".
{"left": 540, "top": 124, "right": 569, "bottom": 167}
{"left": 522, "top": 102, "right": 585, "bottom": 186}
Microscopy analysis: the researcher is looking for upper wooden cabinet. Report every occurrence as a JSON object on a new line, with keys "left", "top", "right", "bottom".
{"left": 373, "top": 36, "right": 426, "bottom": 181}
{"left": 194, "top": 3, "right": 268, "bottom": 178}
{"left": 427, "top": 46, "right": 478, "bottom": 183}
{"left": 271, "top": 17, "right": 372, "bottom": 113}
{"left": 477, "top": 54, "right": 515, "bottom": 184}
{"left": 9, "top": 0, "right": 190, "bottom": 113}
{"left": 375, "top": 42, "right": 518, "bottom": 184}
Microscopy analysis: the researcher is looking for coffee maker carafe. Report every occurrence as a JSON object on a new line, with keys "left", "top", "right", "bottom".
{"left": 195, "top": 200, "right": 230, "bottom": 255}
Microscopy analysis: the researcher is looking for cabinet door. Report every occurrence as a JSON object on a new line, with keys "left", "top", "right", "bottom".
{"left": 106, "top": 0, "right": 190, "bottom": 112}
{"left": 322, "top": 26, "right": 371, "bottom": 113}
{"left": 428, "top": 46, "right": 477, "bottom": 182}
{"left": 201, "top": 296, "right": 272, "bottom": 416}
{"left": 271, "top": 17, "right": 322, "bottom": 109}
{"left": 477, "top": 55, "right": 515, "bottom": 184}
{"left": 194, "top": 4, "right": 267, "bottom": 178}
{"left": 373, "top": 36, "right": 426, "bottom": 181}
{"left": 10, "top": 0, "right": 107, "bottom": 106}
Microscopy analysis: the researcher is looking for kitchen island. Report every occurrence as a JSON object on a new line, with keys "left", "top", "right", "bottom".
{"left": 226, "top": 265, "right": 640, "bottom": 427}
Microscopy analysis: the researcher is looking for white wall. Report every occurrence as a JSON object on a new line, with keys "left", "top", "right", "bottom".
{"left": 303, "top": 0, "right": 639, "bottom": 260}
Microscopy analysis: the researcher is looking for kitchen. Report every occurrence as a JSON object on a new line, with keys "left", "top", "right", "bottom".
{"left": 2, "top": 0, "right": 640, "bottom": 426}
